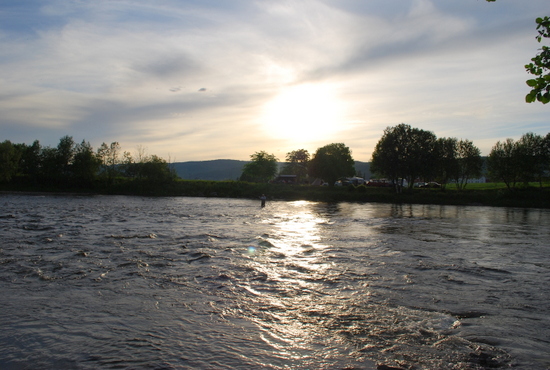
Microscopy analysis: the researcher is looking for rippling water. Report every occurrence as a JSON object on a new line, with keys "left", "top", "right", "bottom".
{"left": 0, "top": 194, "right": 549, "bottom": 369}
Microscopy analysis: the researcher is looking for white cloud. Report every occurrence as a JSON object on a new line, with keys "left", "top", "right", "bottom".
{"left": 0, "top": 0, "right": 548, "bottom": 161}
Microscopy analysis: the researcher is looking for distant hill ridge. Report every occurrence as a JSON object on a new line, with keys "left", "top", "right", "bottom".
{"left": 171, "top": 160, "right": 371, "bottom": 181}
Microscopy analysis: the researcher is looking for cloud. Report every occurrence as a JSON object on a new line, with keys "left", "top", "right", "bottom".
{"left": 0, "top": 0, "right": 548, "bottom": 162}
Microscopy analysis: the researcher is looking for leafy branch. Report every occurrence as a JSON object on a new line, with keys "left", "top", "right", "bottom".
{"left": 525, "top": 16, "right": 550, "bottom": 104}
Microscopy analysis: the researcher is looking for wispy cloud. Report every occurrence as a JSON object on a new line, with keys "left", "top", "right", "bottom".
{"left": 0, "top": 0, "right": 548, "bottom": 161}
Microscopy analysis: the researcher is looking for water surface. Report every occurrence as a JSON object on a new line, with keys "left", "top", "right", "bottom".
{"left": 0, "top": 194, "right": 548, "bottom": 369}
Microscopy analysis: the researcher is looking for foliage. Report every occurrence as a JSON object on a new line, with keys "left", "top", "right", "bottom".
{"left": 309, "top": 143, "right": 355, "bottom": 186}
{"left": 40, "top": 146, "right": 62, "bottom": 183}
{"left": 0, "top": 140, "right": 21, "bottom": 182}
{"left": 488, "top": 133, "right": 549, "bottom": 189}
{"left": 97, "top": 142, "right": 121, "bottom": 184}
{"left": 72, "top": 140, "right": 102, "bottom": 186}
{"left": 280, "top": 149, "right": 310, "bottom": 183}
{"left": 434, "top": 137, "right": 458, "bottom": 189}
{"left": 0, "top": 136, "right": 176, "bottom": 189}
{"left": 516, "top": 132, "right": 550, "bottom": 186}
{"left": 372, "top": 125, "right": 484, "bottom": 191}
{"left": 486, "top": 1, "right": 549, "bottom": 103}
{"left": 18, "top": 140, "right": 41, "bottom": 182}
{"left": 240, "top": 151, "right": 278, "bottom": 183}
{"left": 137, "top": 155, "right": 177, "bottom": 183}
{"left": 525, "top": 17, "right": 550, "bottom": 104}
{"left": 371, "top": 124, "right": 437, "bottom": 191}
{"left": 488, "top": 138, "right": 522, "bottom": 190}
{"left": 56, "top": 135, "right": 75, "bottom": 177}
{"left": 454, "top": 139, "right": 483, "bottom": 190}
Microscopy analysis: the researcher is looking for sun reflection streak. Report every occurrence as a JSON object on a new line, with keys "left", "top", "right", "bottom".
{"left": 263, "top": 201, "right": 328, "bottom": 256}
{"left": 238, "top": 201, "right": 356, "bottom": 364}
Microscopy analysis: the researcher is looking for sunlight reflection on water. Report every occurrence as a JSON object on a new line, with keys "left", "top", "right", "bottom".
{"left": 239, "top": 200, "right": 362, "bottom": 367}
{"left": 263, "top": 200, "right": 326, "bottom": 250}
{"left": 1, "top": 195, "right": 548, "bottom": 369}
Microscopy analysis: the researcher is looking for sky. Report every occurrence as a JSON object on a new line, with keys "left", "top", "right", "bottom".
{"left": 1, "top": 0, "right": 549, "bottom": 162}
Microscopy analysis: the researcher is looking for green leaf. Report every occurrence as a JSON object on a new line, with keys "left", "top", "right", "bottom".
{"left": 526, "top": 79, "right": 539, "bottom": 87}
{"left": 526, "top": 92, "right": 537, "bottom": 103}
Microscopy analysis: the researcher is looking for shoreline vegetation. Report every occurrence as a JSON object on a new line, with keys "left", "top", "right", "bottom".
{"left": 3, "top": 131, "right": 549, "bottom": 210}
{"left": 2, "top": 179, "right": 549, "bottom": 209}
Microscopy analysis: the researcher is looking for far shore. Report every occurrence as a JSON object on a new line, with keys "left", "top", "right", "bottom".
{"left": 2, "top": 180, "right": 549, "bottom": 209}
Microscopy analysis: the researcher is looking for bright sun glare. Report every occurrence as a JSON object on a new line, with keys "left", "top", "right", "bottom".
{"left": 262, "top": 83, "right": 345, "bottom": 143}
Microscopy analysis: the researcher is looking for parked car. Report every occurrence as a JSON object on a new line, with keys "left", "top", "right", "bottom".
{"left": 366, "top": 179, "right": 394, "bottom": 187}
{"left": 335, "top": 177, "right": 366, "bottom": 186}
{"left": 419, "top": 182, "right": 441, "bottom": 188}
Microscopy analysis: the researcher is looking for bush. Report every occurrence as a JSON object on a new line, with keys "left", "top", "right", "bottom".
{"left": 356, "top": 184, "right": 368, "bottom": 193}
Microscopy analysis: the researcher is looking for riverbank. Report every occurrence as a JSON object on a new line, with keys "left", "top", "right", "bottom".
{"left": 2, "top": 179, "right": 549, "bottom": 209}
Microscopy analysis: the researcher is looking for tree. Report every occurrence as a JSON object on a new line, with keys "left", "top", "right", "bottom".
{"left": 280, "top": 149, "right": 310, "bottom": 183}
{"left": 121, "top": 151, "right": 137, "bottom": 178}
{"left": 370, "top": 124, "right": 437, "bottom": 191}
{"left": 40, "top": 146, "right": 61, "bottom": 182}
{"left": 454, "top": 139, "right": 483, "bottom": 190}
{"left": 486, "top": 1, "right": 549, "bottom": 103}
{"left": 488, "top": 138, "right": 521, "bottom": 190}
{"left": 516, "top": 132, "right": 547, "bottom": 187}
{"left": 240, "top": 151, "right": 278, "bottom": 183}
{"left": 525, "top": 17, "right": 550, "bottom": 104}
{"left": 56, "top": 135, "right": 75, "bottom": 178}
{"left": 434, "top": 137, "right": 458, "bottom": 189}
{"left": 97, "top": 142, "right": 121, "bottom": 184}
{"left": 309, "top": 143, "right": 355, "bottom": 186}
{"left": 138, "top": 154, "right": 177, "bottom": 183}
{"left": 545, "top": 132, "right": 550, "bottom": 175}
{"left": 0, "top": 140, "right": 21, "bottom": 182}
{"left": 18, "top": 140, "right": 42, "bottom": 182}
{"left": 72, "top": 140, "right": 101, "bottom": 185}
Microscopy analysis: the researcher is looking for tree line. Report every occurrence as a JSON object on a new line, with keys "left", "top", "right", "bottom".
{"left": 240, "top": 143, "right": 355, "bottom": 187}
{"left": 371, "top": 124, "right": 486, "bottom": 191}
{"left": 373, "top": 125, "right": 550, "bottom": 190}
{"left": 241, "top": 124, "right": 550, "bottom": 191}
{"left": 0, "top": 136, "right": 176, "bottom": 188}
{"left": 1, "top": 127, "right": 548, "bottom": 192}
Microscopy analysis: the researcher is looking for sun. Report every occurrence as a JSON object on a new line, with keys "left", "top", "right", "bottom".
{"left": 262, "top": 83, "right": 345, "bottom": 143}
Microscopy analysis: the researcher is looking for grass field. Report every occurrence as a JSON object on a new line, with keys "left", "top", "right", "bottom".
{"left": 454, "top": 182, "right": 549, "bottom": 190}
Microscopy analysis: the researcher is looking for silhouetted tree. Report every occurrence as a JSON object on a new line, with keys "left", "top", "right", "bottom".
{"left": 97, "top": 142, "right": 121, "bottom": 184}
{"left": 435, "top": 137, "right": 458, "bottom": 189}
{"left": 40, "top": 146, "right": 61, "bottom": 184}
{"left": 18, "top": 140, "right": 42, "bottom": 182}
{"left": 309, "top": 143, "right": 355, "bottom": 186}
{"left": 72, "top": 140, "right": 101, "bottom": 186}
{"left": 0, "top": 140, "right": 21, "bottom": 182}
{"left": 56, "top": 135, "right": 75, "bottom": 178}
{"left": 240, "top": 151, "right": 278, "bottom": 183}
{"left": 139, "top": 155, "right": 177, "bottom": 183}
{"left": 488, "top": 138, "right": 521, "bottom": 190}
{"left": 516, "top": 132, "right": 548, "bottom": 187}
{"left": 454, "top": 139, "right": 483, "bottom": 190}
{"left": 371, "top": 124, "right": 437, "bottom": 191}
{"left": 280, "top": 149, "right": 310, "bottom": 183}
{"left": 121, "top": 151, "right": 137, "bottom": 178}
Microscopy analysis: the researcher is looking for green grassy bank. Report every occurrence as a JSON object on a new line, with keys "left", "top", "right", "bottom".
{"left": 2, "top": 179, "right": 549, "bottom": 209}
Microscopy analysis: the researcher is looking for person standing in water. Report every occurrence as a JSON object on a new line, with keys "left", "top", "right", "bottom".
{"left": 260, "top": 194, "right": 266, "bottom": 207}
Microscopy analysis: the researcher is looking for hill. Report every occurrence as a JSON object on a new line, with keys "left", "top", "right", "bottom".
{"left": 171, "top": 160, "right": 371, "bottom": 181}
{"left": 171, "top": 160, "right": 246, "bottom": 181}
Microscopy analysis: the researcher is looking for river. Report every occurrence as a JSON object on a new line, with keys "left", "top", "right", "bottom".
{"left": 0, "top": 194, "right": 548, "bottom": 369}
